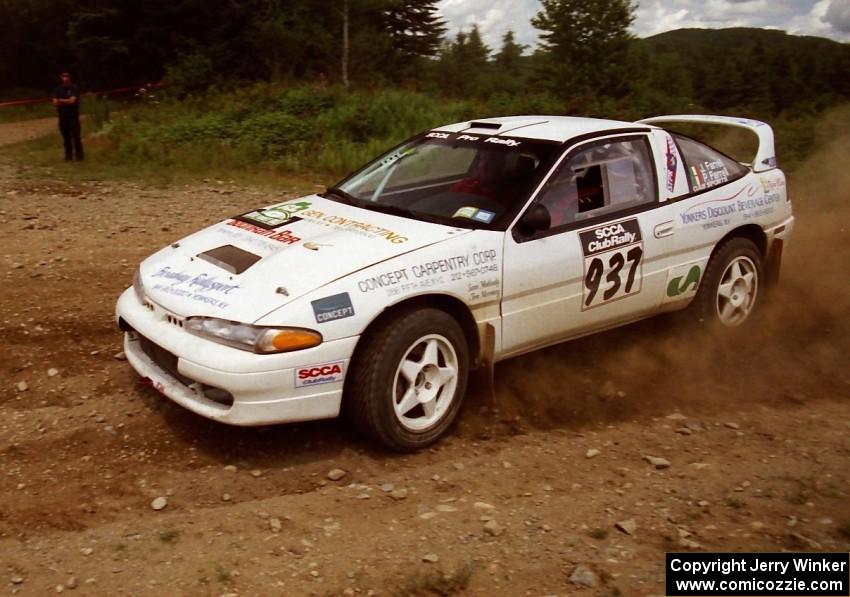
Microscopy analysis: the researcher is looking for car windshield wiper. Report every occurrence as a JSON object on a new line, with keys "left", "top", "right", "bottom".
{"left": 323, "top": 188, "right": 451, "bottom": 226}
{"left": 322, "top": 186, "right": 361, "bottom": 206}
{"left": 363, "top": 202, "right": 449, "bottom": 225}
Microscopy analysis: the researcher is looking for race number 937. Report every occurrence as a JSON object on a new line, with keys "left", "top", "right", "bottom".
{"left": 579, "top": 219, "right": 644, "bottom": 310}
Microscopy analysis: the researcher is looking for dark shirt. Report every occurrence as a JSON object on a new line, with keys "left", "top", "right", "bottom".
{"left": 53, "top": 84, "right": 80, "bottom": 120}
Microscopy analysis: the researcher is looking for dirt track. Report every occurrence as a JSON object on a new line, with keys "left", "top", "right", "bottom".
{"left": 0, "top": 114, "right": 848, "bottom": 596}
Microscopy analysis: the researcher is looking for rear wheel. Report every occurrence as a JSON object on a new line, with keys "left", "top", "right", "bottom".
{"left": 692, "top": 237, "right": 763, "bottom": 327}
{"left": 347, "top": 308, "right": 469, "bottom": 451}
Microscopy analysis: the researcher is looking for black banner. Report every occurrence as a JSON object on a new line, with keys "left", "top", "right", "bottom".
{"left": 666, "top": 553, "right": 849, "bottom": 596}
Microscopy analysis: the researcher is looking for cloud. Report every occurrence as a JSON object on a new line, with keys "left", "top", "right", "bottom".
{"left": 787, "top": 0, "right": 834, "bottom": 37}
{"left": 436, "top": 0, "right": 850, "bottom": 49}
{"left": 438, "top": 0, "right": 541, "bottom": 50}
{"left": 824, "top": 0, "right": 850, "bottom": 32}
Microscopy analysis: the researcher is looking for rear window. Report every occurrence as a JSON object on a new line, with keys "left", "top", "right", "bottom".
{"left": 673, "top": 134, "right": 749, "bottom": 193}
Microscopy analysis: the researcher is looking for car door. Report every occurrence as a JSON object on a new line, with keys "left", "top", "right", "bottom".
{"left": 500, "top": 133, "right": 676, "bottom": 357}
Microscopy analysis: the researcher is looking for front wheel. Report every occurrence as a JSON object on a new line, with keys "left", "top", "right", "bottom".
{"left": 346, "top": 308, "right": 469, "bottom": 451}
{"left": 692, "top": 237, "right": 763, "bottom": 327}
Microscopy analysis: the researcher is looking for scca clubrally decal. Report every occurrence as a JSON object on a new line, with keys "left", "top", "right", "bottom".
{"left": 578, "top": 219, "right": 644, "bottom": 310}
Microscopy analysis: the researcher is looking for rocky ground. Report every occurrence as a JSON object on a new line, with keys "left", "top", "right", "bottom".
{"left": 0, "top": 117, "right": 848, "bottom": 596}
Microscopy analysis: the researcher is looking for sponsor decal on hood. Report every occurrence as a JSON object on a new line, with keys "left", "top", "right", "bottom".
{"left": 139, "top": 195, "right": 467, "bottom": 322}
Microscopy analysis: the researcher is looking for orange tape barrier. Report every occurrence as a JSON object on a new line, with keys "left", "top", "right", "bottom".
{"left": 0, "top": 81, "right": 165, "bottom": 108}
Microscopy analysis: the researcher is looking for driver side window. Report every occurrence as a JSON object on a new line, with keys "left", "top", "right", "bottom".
{"left": 536, "top": 137, "right": 657, "bottom": 229}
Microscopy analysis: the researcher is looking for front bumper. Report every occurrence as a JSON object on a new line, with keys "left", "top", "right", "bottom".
{"left": 116, "top": 288, "right": 358, "bottom": 426}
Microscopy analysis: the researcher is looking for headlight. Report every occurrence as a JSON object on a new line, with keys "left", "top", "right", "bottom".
{"left": 184, "top": 317, "right": 322, "bottom": 354}
{"left": 133, "top": 268, "right": 145, "bottom": 303}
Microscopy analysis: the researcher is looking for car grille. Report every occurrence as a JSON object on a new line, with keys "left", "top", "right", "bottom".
{"left": 138, "top": 335, "right": 194, "bottom": 387}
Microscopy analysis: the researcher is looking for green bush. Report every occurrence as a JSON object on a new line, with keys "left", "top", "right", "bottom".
{"left": 86, "top": 83, "right": 836, "bottom": 178}
{"left": 96, "top": 85, "right": 478, "bottom": 175}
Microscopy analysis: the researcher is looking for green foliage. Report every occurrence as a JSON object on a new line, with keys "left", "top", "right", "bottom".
{"left": 164, "top": 53, "right": 216, "bottom": 96}
{"left": 87, "top": 95, "right": 112, "bottom": 131}
{"left": 96, "top": 85, "right": 473, "bottom": 175}
{"left": 532, "top": 0, "right": 637, "bottom": 97}
{"left": 639, "top": 28, "right": 850, "bottom": 114}
{"left": 0, "top": 0, "right": 447, "bottom": 92}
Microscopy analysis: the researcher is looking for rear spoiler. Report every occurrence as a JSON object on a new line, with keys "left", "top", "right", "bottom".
{"left": 637, "top": 115, "right": 777, "bottom": 173}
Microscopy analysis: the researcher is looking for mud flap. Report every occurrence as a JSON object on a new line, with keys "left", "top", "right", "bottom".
{"left": 765, "top": 238, "right": 783, "bottom": 290}
{"left": 470, "top": 323, "right": 497, "bottom": 406}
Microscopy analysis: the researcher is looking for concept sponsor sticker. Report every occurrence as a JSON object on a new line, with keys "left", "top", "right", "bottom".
{"left": 294, "top": 360, "right": 345, "bottom": 388}
{"left": 236, "top": 200, "right": 311, "bottom": 229}
{"left": 355, "top": 249, "right": 500, "bottom": 300}
{"left": 311, "top": 293, "right": 355, "bottom": 324}
{"left": 358, "top": 269, "right": 410, "bottom": 293}
{"left": 579, "top": 219, "right": 644, "bottom": 310}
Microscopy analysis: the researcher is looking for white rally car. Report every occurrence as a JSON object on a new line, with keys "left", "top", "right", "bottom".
{"left": 117, "top": 114, "right": 793, "bottom": 450}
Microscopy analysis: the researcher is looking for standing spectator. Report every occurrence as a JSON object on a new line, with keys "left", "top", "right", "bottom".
{"left": 52, "top": 72, "right": 84, "bottom": 161}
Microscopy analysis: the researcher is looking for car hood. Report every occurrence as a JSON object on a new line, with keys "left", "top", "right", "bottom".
{"left": 139, "top": 195, "right": 467, "bottom": 322}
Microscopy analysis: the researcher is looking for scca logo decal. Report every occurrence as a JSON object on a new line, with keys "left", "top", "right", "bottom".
{"left": 298, "top": 364, "right": 342, "bottom": 379}
{"left": 294, "top": 361, "right": 345, "bottom": 388}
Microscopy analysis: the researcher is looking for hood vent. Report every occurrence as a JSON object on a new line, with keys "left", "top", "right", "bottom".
{"left": 197, "top": 245, "right": 261, "bottom": 275}
{"left": 468, "top": 121, "right": 502, "bottom": 130}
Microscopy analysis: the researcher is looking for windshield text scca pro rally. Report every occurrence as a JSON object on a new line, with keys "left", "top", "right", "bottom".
{"left": 425, "top": 131, "right": 523, "bottom": 148}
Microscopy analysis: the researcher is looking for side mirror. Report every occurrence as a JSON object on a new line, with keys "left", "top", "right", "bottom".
{"left": 516, "top": 204, "right": 551, "bottom": 237}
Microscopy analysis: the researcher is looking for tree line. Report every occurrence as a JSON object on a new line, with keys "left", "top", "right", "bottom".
{"left": 2, "top": 0, "right": 848, "bottom": 117}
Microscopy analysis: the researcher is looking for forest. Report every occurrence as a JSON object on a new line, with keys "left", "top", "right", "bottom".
{"left": 2, "top": 0, "right": 848, "bottom": 175}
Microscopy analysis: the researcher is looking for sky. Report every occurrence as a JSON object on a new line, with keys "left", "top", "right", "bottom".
{"left": 436, "top": 0, "right": 850, "bottom": 51}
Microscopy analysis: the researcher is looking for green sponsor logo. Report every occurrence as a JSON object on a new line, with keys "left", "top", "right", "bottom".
{"left": 667, "top": 265, "right": 701, "bottom": 297}
{"left": 242, "top": 200, "right": 311, "bottom": 227}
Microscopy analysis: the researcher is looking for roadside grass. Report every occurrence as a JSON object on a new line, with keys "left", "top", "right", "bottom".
{"left": 0, "top": 94, "right": 115, "bottom": 124}
{"left": 0, "top": 102, "right": 55, "bottom": 123}
{"left": 0, "top": 131, "right": 328, "bottom": 195}
{"left": 4, "top": 84, "right": 845, "bottom": 192}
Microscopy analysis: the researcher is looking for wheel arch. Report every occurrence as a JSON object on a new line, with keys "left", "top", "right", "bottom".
{"left": 350, "top": 294, "right": 482, "bottom": 374}
{"left": 712, "top": 224, "right": 767, "bottom": 258}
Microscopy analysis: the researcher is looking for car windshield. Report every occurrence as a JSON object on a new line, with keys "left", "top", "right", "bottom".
{"left": 327, "top": 131, "right": 561, "bottom": 229}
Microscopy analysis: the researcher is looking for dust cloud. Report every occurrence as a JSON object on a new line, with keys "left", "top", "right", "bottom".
{"left": 465, "top": 107, "right": 850, "bottom": 435}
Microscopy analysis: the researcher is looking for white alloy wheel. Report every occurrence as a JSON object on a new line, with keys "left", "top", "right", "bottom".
{"left": 715, "top": 255, "right": 758, "bottom": 326}
{"left": 392, "top": 334, "right": 459, "bottom": 431}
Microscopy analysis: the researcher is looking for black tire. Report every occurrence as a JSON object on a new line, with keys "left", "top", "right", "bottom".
{"left": 692, "top": 237, "right": 764, "bottom": 328}
{"left": 346, "top": 308, "right": 469, "bottom": 451}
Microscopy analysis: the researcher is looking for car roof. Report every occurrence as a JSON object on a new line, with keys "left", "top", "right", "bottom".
{"left": 432, "top": 115, "right": 649, "bottom": 144}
